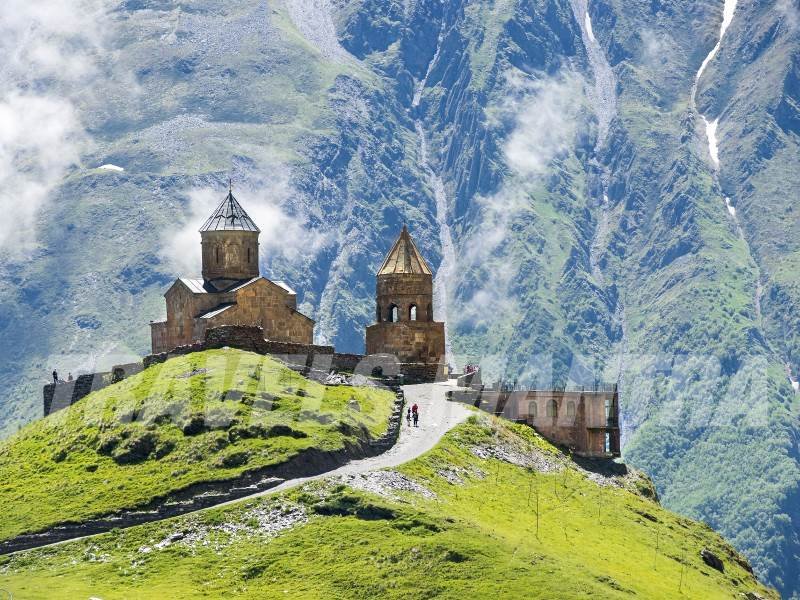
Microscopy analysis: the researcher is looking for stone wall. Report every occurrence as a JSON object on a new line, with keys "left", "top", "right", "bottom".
{"left": 43, "top": 373, "right": 111, "bottom": 416}
{"left": 145, "top": 325, "right": 336, "bottom": 369}
{"left": 201, "top": 229, "right": 260, "bottom": 282}
{"left": 200, "top": 279, "right": 313, "bottom": 346}
{"left": 376, "top": 273, "right": 434, "bottom": 323}
{"left": 44, "top": 325, "right": 443, "bottom": 416}
{"left": 145, "top": 325, "right": 440, "bottom": 382}
{"left": 112, "top": 362, "right": 144, "bottom": 383}
{"left": 365, "top": 321, "right": 445, "bottom": 364}
{"left": 446, "top": 387, "right": 621, "bottom": 458}
{"left": 152, "top": 277, "right": 313, "bottom": 354}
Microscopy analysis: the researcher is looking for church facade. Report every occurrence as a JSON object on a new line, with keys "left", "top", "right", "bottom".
{"left": 365, "top": 225, "right": 446, "bottom": 365}
{"left": 150, "top": 189, "right": 314, "bottom": 354}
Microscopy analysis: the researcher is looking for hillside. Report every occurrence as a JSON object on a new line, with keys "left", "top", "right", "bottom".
{"left": 0, "top": 0, "right": 799, "bottom": 595}
{"left": 0, "top": 414, "right": 775, "bottom": 599}
{"left": 0, "top": 349, "right": 395, "bottom": 543}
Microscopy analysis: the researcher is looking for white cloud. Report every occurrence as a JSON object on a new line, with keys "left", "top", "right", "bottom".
{"left": 639, "top": 29, "right": 671, "bottom": 69}
{"left": 0, "top": 0, "right": 110, "bottom": 254}
{"left": 0, "top": 94, "right": 86, "bottom": 251}
{"left": 502, "top": 71, "right": 584, "bottom": 179}
{"left": 454, "top": 71, "right": 586, "bottom": 329}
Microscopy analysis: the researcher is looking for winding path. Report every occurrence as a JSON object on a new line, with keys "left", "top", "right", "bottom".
{"left": 7, "top": 382, "right": 472, "bottom": 553}
{"left": 220, "top": 381, "right": 472, "bottom": 502}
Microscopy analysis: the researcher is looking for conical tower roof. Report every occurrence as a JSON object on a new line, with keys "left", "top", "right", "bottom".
{"left": 377, "top": 225, "right": 432, "bottom": 276}
{"left": 199, "top": 186, "right": 260, "bottom": 233}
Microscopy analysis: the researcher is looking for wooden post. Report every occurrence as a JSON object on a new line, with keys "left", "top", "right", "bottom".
{"left": 653, "top": 530, "right": 660, "bottom": 570}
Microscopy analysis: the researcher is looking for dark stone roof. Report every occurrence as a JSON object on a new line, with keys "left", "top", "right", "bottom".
{"left": 199, "top": 190, "right": 260, "bottom": 233}
{"left": 177, "top": 276, "right": 296, "bottom": 296}
{"left": 178, "top": 277, "right": 259, "bottom": 294}
{"left": 198, "top": 303, "right": 236, "bottom": 320}
{"left": 378, "top": 225, "right": 432, "bottom": 276}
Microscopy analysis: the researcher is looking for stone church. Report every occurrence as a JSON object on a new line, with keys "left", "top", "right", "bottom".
{"left": 150, "top": 188, "right": 314, "bottom": 353}
{"left": 366, "top": 225, "right": 446, "bottom": 364}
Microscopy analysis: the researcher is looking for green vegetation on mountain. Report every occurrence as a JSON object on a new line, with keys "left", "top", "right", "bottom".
{"left": 1, "top": 0, "right": 799, "bottom": 595}
{"left": 0, "top": 415, "right": 774, "bottom": 599}
{"left": 0, "top": 349, "right": 393, "bottom": 542}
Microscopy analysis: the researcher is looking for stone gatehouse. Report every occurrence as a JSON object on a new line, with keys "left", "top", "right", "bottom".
{"left": 150, "top": 187, "right": 314, "bottom": 354}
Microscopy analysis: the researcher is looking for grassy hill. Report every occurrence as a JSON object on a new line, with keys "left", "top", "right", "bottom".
{"left": 0, "top": 414, "right": 775, "bottom": 599}
{"left": 0, "top": 349, "right": 394, "bottom": 542}
{"left": 1, "top": 0, "right": 798, "bottom": 593}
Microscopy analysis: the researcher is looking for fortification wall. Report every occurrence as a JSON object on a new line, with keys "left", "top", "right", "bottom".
{"left": 445, "top": 387, "right": 621, "bottom": 458}
{"left": 43, "top": 325, "right": 442, "bottom": 417}
{"left": 43, "top": 373, "right": 111, "bottom": 417}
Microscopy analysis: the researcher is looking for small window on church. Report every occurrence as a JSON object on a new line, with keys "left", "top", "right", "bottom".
{"left": 567, "top": 401, "right": 576, "bottom": 418}
{"left": 528, "top": 401, "right": 537, "bottom": 420}
{"left": 376, "top": 302, "right": 381, "bottom": 322}
{"left": 247, "top": 247, "right": 251, "bottom": 263}
{"left": 215, "top": 246, "right": 220, "bottom": 264}
{"left": 409, "top": 304, "right": 417, "bottom": 321}
{"left": 388, "top": 304, "right": 398, "bottom": 323}
{"left": 427, "top": 303, "right": 433, "bottom": 321}
{"left": 547, "top": 399, "right": 558, "bottom": 418}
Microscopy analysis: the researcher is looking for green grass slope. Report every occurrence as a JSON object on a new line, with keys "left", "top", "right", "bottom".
{"left": 0, "top": 415, "right": 775, "bottom": 599}
{"left": 0, "top": 349, "right": 394, "bottom": 542}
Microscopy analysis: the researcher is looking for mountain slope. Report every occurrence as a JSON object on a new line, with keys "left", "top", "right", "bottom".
{"left": 0, "top": 415, "right": 776, "bottom": 599}
{"left": 0, "top": 0, "right": 799, "bottom": 595}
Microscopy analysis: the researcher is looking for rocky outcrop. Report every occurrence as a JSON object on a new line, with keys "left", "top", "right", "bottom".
{"left": 701, "top": 548, "right": 725, "bottom": 573}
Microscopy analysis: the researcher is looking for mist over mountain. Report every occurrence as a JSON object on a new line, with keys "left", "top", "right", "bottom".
{"left": 1, "top": 0, "right": 799, "bottom": 595}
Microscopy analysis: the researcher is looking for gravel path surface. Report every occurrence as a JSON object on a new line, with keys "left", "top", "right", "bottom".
{"left": 223, "top": 381, "right": 472, "bottom": 501}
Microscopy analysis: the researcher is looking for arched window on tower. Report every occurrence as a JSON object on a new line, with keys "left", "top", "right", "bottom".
{"left": 387, "top": 304, "right": 399, "bottom": 323}
{"left": 547, "top": 399, "right": 558, "bottom": 418}
{"left": 409, "top": 304, "right": 417, "bottom": 321}
{"left": 247, "top": 247, "right": 252, "bottom": 264}
{"left": 566, "top": 401, "right": 576, "bottom": 418}
{"left": 215, "top": 246, "right": 221, "bottom": 264}
{"left": 528, "top": 401, "right": 538, "bottom": 422}
{"left": 427, "top": 303, "right": 433, "bottom": 321}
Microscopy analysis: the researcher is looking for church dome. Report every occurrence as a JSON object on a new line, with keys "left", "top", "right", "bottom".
{"left": 200, "top": 187, "right": 260, "bottom": 233}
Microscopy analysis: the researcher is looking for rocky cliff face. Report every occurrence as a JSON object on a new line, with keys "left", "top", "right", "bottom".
{"left": 0, "top": 0, "right": 799, "bottom": 595}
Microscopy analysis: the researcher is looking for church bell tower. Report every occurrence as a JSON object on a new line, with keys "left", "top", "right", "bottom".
{"left": 365, "top": 225, "right": 445, "bottom": 364}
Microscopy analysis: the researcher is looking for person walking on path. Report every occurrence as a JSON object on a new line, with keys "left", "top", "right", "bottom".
{"left": 52, "top": 370, "right": 58, "bottom": 384}
{"left": 412, "top": 408, "right": 419, "bottom": 427}
{"left": 412, "top": 403, "right": 418, "bottom": 416}
{"left": 406, "top": 407, "right": 412, "bottom": 427}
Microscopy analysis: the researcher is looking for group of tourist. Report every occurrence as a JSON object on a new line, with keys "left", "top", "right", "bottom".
{"left": 406, "top": 403, "right": 420, "bottom": 427}
{"left": 51, "top": 370, "right": 74, "bottom": 384}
